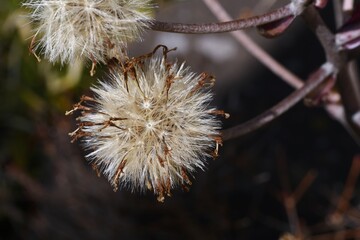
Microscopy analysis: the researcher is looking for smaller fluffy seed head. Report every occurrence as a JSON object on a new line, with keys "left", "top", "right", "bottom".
{"left": 24, "top": 0, "right": 153, "bottom": 64}
{"left": 67, "top": 47, "right": 225, "bottom": 201}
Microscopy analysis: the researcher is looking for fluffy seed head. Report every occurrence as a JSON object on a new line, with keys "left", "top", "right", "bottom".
{"left": 67, "top": 47, "right": 225, "bottom": 201}
{"left": 23, "top": 0, "right": 153, "bottom": 64}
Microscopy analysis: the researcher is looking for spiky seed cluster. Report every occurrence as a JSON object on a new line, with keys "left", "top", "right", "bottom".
{"left": 23, "top": 0, "right": 152, "bottom": 64}
{"left": 67, "top": 47, "right": 225, "bottom": 202}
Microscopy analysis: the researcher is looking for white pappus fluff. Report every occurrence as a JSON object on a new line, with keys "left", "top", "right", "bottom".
{"left": 23, "top": 0, "right": 153, "bottom": 64}
{"left": 67, "top": 50, "right": 223, "bottom": 201}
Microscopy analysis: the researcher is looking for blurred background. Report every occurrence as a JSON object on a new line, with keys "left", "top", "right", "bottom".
{"left": 1, "top": 0, "right": 360, "bottom": 239}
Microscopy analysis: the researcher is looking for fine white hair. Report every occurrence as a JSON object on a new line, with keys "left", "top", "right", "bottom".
{"left": 68, "top": 50, "right": 222, "bottom": 201}
{"left": 24, "top": 0, "right": 153, "bottom": 64}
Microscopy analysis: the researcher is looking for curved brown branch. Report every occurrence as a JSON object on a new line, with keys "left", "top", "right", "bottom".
{"left": 149, "top": 3, "right": 293, "bottom": 34}
{"left": 202, "top": 0, "right": 304, "bottom": 89}
{"left": 302, "top": 5, "right": 360, "bottom": 142}
{"left": 222, "top": 62, "right": 334, "bottom": 141}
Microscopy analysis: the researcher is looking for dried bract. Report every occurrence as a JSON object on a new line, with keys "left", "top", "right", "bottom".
{"left": 67, "top": 47, "right": 225, "bottom": 201}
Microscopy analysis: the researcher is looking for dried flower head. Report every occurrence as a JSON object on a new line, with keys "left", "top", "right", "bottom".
{"left": 23, "top": 0, "right": 153, "bottom": 65}
{"left": 66, "top": 46, "right": 226, "bottom": 202}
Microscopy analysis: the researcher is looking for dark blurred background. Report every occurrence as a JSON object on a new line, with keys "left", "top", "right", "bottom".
{"left": 1, "top": 0, "right": 360, "bottom": 239}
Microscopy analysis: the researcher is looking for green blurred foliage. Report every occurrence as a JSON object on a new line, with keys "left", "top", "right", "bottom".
{"left": 0, "top": 2, "right": 92, "bottom": 172}
{"left": 0, "top": 3, "right": 98, "bottom": 235}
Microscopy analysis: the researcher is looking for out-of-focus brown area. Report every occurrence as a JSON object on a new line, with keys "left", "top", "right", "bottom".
{"left": 1, "top": 1, "right": 360, "bottom": 239}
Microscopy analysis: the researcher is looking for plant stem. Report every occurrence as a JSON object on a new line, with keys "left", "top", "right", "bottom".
{"left": 149, "top": 3, "right": 293, "bottom": 34}
{"left": 302, "top": 5, "right": 360, "bottom": 140}
{"left": 202, "top": 0, "right": 304, "bottom": 89}
{"left": 302, "top": 6, "right": 338, "bottom": 64}
{"left": 222, "top": 63, "right": 334, "bottom": 141}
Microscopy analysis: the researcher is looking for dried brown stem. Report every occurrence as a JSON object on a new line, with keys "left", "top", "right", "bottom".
{"left": 202, "top": 0, "right": 304, "bottom": 89}
{"left": 302, "top": 5, "right": 338, "bottom": 64}
{"left": 149, "top": 3, "right": 293, "bottom": 34}
{"left": 275, "top": 153, "right": 317, "bottom": 238}
{"left": 292, "top": 169, "right": 317, "bottom": 203}
{"left": 302, "top": 5, "right": 360, "bottom": 143}
{"left": 333, "top": 155, "right": 360, "bottom": 219}
{"left": 222, "top": 62, "right": 334, "bottom": 141}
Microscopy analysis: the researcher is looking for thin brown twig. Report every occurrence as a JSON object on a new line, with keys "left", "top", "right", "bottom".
{"left": 149, "top": 3, "right": 293, "bottom": 34}
{"left": 283, "top": 195, "right": 302, "bottom": 238}
{"left": 202, "top": 0, "right": 304, "bottom": 89}
{"left": 302, "top": 5, "right": 360, "bottom": 143}
{"left": 292, "top": 169, "right": 318, "bottom": 203}
{"left": 275, "top": 151, "right": 318, "bottom": 238}
{"left": 222, "top": 62, "right": 334, "bottom": 141}
{"left": 302, "top": 5, "right": 338, "bottom": 65}
{"left": 275, "top": 149, "right": 302, "bottom": 237}
{"left": 332, "top": 155, "right": 360, "bottom": 219}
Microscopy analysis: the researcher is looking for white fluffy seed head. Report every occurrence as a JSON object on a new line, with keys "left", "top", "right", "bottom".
{"left": 67, "top": 48, "right": 224, "bottom": 201}
{"left": 23, "top": 0, "right": 153, "bottom": 64}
